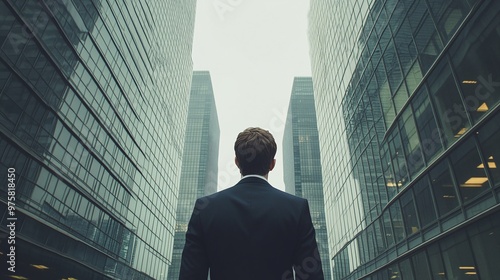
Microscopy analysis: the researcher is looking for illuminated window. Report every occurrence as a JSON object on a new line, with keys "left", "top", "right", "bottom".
{"left": 450, "top": 137, "right": 490, "bottom": 202}
{"left": 428, "top": 60, "right": 470, "bottom": 147}
{"left": 478, "top": 112, "right": 500, "bottom": 187}
{"left": 429, "top": 160, "right": 459, "bottom": 216}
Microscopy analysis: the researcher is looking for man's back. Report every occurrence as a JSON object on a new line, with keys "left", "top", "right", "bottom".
{"left": 179, "top": 127, "right": 324, "bottom": 280}
{"left": 179, "top": 177, "right": 324, "bottom": 280}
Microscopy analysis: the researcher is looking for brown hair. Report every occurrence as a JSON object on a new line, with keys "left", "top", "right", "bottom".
{"left": 234, "top": 127, "right": 277, "bottom": 176}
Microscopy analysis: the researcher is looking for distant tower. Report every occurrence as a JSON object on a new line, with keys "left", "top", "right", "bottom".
{"left": 283, "top": 77, "right": 331, "bottom": 279}
{"left": 168, "top": 71, "right": 220, "bottom": 279}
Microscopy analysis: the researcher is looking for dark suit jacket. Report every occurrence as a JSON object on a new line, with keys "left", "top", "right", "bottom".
{"left": 179, "top": 176, "right": 325, "bottom": 280}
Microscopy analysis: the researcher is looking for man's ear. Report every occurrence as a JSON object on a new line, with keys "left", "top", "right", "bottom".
{"left": 269, "top": 159, "right": 276, "bottom": 171}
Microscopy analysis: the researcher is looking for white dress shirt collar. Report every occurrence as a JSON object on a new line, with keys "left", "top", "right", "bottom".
{"left": 240, "top": 174, "right": 268, "bottom": 181}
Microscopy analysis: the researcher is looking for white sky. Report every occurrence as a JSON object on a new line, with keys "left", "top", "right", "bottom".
{"left": 192, "top": 0, "right": 311, "bottom": 191}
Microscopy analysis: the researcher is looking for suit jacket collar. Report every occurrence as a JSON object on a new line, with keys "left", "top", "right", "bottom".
{"left": 237, "top": 176, "right": 271, "bottom": 186}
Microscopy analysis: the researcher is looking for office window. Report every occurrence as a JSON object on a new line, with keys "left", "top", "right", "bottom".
{"left": 428, "top": 60, "right": 470, "bottom": 147}
{"left": 373, "top": 219, "right": 386, "bottom": 255}
{"left": 412, "top": 250, "right": 431, "bottom": 279}
{"left": 427, "top": 243, "right": 447, "bottom": 279}
{"left": 477, "top": 112, "right": 500, "bottom": 187}
{"left": 379, "top": 66, "right": 396, "bottom": 127}
{"left": 401, "top": 190, "right": 419, "bottom": 236}
{"left": 383, "top": 210, "right": 395, "bottom": 247}
{"left": 450, "top": 4, "right": 500, "bottom": 124}
{"left": 429, "top": 160, "right": 459, "bottom": 216}
{"left": 405, "top": 61, "right": 422, "bottom": 95}
{"left": 388, "top": 129, "right": 409, "bottom": 189}
{"left": 387, "top": 263, "right": 401, "bottom": 280}
{"left": 393, "top": 82, "right": 408, "bottom": 115}
{"left": 381, "top": 144, "right": 398, "bottom": 198}
{"left": 468, "top": 211, "right": 500, "bottom": 279}
{"left": 394, "top": 18, "right": 417, "bottom": 75}
{"left": 385, "top": 41, "right": 403, "bottom": 94}
{"left": 399, "top": 108, "right": 424, "bottom": 178}
{"left": 357, "top": 232, "right": 368, "bottom": 265}
{"left": 399, "top": 258, "right": 415, "bottom": 280}
{"left": 390, "top": 201, "right": 405, "bottom": 243}
{"left": 431, "top": 0, "right": 470, "bottom": 42}
{"left": 411, "top": 87, "right": 443, "bottom": 162}
{"left": 440, "top": 231, "right": 478, "bottom": 280}
{"left": 413, "top": 10, "right": 443, "bottom": 74}
{"left": 413, "top": 175, "right": 437, "bottom": 227}
{"left": 450, "top": 137, "right": 490, "bottom": 203}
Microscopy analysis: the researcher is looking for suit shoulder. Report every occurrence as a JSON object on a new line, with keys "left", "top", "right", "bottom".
{"left": 269, "top": 187, "right": 308, "bottom": 204}
{"left": 193, "top": 185, "right": 236, "bottom": 208}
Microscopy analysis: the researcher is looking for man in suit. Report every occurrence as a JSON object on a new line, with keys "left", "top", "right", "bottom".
{"left": 179, "top": 127, "right": 324, "bottom": 280}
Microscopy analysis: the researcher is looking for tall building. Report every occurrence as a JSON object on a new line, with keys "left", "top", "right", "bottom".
{"left": 0, "top": 0, "right": 196, "bottom": 279}
{"left": 168, "top": 71, "right": 220, "bottom": 279}
{"left": 309, "top": 0, "right": 500, "bottom": 279}
{"left": 283, "top": 77, "right": 331, "bottom": 279}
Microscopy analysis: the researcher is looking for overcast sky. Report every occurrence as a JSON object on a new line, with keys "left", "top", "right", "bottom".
{"left": 192, "top": 0, "right": 311, "bottom": 191}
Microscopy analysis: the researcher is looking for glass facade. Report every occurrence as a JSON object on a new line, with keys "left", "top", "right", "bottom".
{"left": 167, "top": 71, "right": 220, "bottom": 279}
{"left": 309, "top": 0, "right": 500, "bottom": 279}
{"left": 283, "top": 77, "right": 331, "bottom": 279}
{"left": 0, "top": 0, "right": 196, "bottom": 279}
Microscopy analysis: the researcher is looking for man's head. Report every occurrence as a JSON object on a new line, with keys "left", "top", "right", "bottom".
{"left": 234, "top": 127, "right": 277, "bottom": 176}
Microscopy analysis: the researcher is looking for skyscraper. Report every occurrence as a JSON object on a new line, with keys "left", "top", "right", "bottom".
{"left": 168, "top": 71, "right": 220, "bottom": 279}
{"left": 283, "top": 77, "right": 331, "bottom": 279}
{"left": 309, "top": 0, "right": 500, "bottom": 279}
{"left": 0, "top": 0, "right": 196, "bottom": 279}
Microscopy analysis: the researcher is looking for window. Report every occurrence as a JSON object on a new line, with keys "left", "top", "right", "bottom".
{"left": 411, "top": 87, "right": 443, "bottom": 162}
{"left": 412, "top": 251, "right": 431, "bottom": 279}
{"left": 390, "top": 201, "right": 405, "bottom": 243}
{"left": 394, "top": 18, "right": 417, "bottom": 75}
{"left": 385, "top": 41, "right": 403, "bottom": 94}
{"left": 393, "top": 83, "right": 408, "bottom": 115}
{"left": 386, "top": 263, "right": 401, "bottom": 280}
{"left": 378, "top": 61, "right": 396, "bottom": 127}
{"left": 440, "top": 231, "right": 478, "bottom": 280}
{"left": 373, "top": 219, "right": 386, "bottom": 255}
{"left": 401, "top": 191, "right": 419, "bottom": 235}
{"left": 428, "top": 60, "right": 470, "bottom": 147}
{"left": 413, "top": 176, "right": 437, "bottom": 227}
{"left": 399, "top": 258, "right": 415, "bottom": 280}
{"left": 450, "top": 2, "right": 500, "bottom": 124}
{"left": 383, "top": 210, "right": 395, "bottom": 247}
{"left": 388, "top": 129, "right": 409, "bottom": 189}
{"left": 399, "top": 108, "right": 424, "bottom": 178}
{"left": 429, "top": 160, "right": 459, "bottom": 216}
{"left": 413, "top": 11, "right": 443, "bottom": 73}
{"left": 468, "top": 211, "right": 500, "bottom": 279}
{"left": 435, "top": 0, "right": 470, "bottom": 42}
{"left": 478, "top": 112, "right": 500, "bottom": 187}
{"left": 450, "top": 137, "right": 490, "bottom": 203}
{"left": 381, "top": 144, "right": 397, "bottom": 198}
{"left": 405, "top": 61, "right": 423, "bottom": 95}
{"left": 427, "top": 243, "right": 447, "bottom": 279}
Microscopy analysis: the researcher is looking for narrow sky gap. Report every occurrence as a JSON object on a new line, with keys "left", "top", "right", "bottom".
{"left": 192, "top": 0, "right": 312, "bottom": 190}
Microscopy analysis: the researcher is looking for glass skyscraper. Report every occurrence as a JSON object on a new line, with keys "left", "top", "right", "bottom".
{"left": 168, "top": 71, "right": 220, "bottom": 279}
{"left": 309, "top": 0, "right": 500, "bottom": 279}
{"left": 283, "top": 77, "right": 331, "bottom": 279}
{"left": 0, "top": 0, "right": 196, "bottom": 279}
